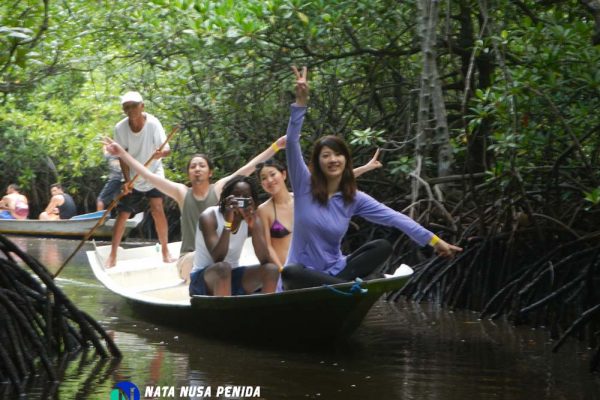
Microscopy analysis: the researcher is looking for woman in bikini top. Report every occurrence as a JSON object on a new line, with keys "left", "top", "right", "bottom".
{"left": 256, "top": 159, "right": 294, "bottom": 271}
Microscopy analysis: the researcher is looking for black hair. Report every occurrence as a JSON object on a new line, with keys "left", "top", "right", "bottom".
{"left": 309, "top": 135, "right": 356, "bottom": 205}
{"left": 186, "top": 154, "right": 213, "bottom": 171}
{"left": 255, "top": 158, "right": 287, "bottom": 177}
{"left": 218, "top": 175, "right": 260, "bottom": 213}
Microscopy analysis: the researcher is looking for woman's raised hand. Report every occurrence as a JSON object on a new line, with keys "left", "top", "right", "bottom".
{"left": 101, "top": 137, "right": 125, "bottom": 156}
{"left": 275, "top": 135, "right": 287, "bottom": 150}
{"left": 365, "top": 148, "right": 383, "bottom": 172}
{"left": 292, "top": 66, "right": 309, "bottom": 107}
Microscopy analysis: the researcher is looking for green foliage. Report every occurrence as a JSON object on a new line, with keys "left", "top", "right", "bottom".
{"left": 466, "top": 6, "right": 600, "bottom": 178}
{"left": 388, "top": 156, "right": 413, "bottom": 176}
{"left": 0, "top": 2, "right": 47, "bottom": 82}
{"left": 1, "top": 0, "right": 599, "bottom": 214}
{"left": 0, "top": 75, "right": 116, "bottom": 205}
{"left": 584, "top": 187, "right": 600, "bottom": 207}
{"left": 349, "top": 127, "right": 385, "bottom": 147}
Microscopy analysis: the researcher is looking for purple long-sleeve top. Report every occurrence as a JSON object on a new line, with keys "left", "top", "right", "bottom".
{"left": 285, "top": 104, "right": 435, "bottom": 276}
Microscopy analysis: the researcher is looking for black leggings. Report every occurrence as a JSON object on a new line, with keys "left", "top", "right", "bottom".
{"left": 281, "top": 239, "right": 392, "bottom": 290}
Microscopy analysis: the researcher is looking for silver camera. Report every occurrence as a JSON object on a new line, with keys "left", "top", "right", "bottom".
{"left": 234, "top": 197, "right": 250, "bottom": 208}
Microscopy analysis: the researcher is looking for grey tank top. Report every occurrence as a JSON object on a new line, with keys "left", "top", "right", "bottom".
{"left": 180, "top": 185, "right": 218, "bottom": 254}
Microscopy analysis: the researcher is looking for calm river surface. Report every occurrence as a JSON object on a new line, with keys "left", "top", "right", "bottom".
{"left": 3, "top": 236, "right": 599, "bottom": 400}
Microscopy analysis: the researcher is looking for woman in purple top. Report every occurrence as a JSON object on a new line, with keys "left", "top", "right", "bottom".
{"left": 281, "top": 66, "right": 462, "bottom": 290}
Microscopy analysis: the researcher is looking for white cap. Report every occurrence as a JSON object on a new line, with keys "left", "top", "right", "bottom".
{"left": 120, "top": 91, "right": 143, "bottom": 104}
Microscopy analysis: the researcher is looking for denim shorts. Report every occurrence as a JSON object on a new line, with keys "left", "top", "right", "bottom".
{"left": 189, "top": 266, "right": 247, "bottom": 296}
{"left": 97, "top": 179, "right": 122, "bottom": 205}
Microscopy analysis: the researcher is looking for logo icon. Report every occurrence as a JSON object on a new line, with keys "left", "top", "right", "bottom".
{"left": 110, "top": 381, "right": 140, "bottom": 400}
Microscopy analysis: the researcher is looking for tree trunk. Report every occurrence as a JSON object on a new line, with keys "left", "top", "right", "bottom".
{"left": 413, "top": 0, "right": 453, "bottom": 212}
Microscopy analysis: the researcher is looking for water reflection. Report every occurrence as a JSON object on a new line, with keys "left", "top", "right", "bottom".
{"left": 1, "top": 236, "right": 599, "bottom": 400}
{"left": 1, "top": 350, "right": 122, "bottom": 399}
{"left": 8, "top": 236, "right": 64, "bottom": 270}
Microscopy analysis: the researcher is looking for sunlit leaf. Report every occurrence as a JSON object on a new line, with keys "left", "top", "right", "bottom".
{"left": 297, "top": 11, "right": 309, "bottom": 24}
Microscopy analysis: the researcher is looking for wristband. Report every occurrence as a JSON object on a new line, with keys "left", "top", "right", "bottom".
{"left": 429, "top": 235, "right": 440, "bottom": 247}
{"left": 223, "top": 221, "right": 232, "bottom": 231}
{"left": 271, "top": 142, "right": 280, "bottom": 153}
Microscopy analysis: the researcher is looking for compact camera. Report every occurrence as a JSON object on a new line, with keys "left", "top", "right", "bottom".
{"left": 234, "top": 197, "right": 250, "bottom": 208}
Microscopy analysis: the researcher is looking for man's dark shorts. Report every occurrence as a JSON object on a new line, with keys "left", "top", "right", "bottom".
{"left": 189, "top": 266, "right": 247, "bottom": 296}
{"left": 116, "top": 188, "right": 164, "bottom": 214}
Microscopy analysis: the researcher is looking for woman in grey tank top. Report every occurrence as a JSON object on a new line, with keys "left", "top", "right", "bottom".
{"left": 102, "top": 136, "right": 286, "bottom": 282}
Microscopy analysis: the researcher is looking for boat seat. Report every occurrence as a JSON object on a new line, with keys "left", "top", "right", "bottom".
{"left": 104, "top": 260, "right": 183, "bottom": 292}
{"left": 93, "top": 241, "right": 181, "bottom": 263}
{"left": 139, "top": 284, "right": 191, "bottom": 303}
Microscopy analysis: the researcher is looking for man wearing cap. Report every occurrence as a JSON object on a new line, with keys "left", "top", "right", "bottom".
{"left": 105, "top": 91, "right": 174, "bottom": 268}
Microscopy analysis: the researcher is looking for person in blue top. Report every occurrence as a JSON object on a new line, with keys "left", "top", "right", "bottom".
{"left": 281, "top": 66, "right": 463, "bottom": 290}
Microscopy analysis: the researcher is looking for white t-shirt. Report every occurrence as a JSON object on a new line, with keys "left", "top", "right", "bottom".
{"left": 192, "top": 206, "right": 249, "bottom": 273}
{"left": 114, "top": 112, "right": 167, "bottom": 192}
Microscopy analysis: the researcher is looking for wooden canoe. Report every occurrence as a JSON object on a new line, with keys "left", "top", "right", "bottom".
{"left": 86, "top": 240, "right": 413, "bottom": 344}
{"left": 0, "top": 212, "right": 142, "bottom": 240}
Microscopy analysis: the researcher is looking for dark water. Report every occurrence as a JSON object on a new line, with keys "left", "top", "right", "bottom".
{"left": 2, "top": 237, "right": 599, "bottom": 399}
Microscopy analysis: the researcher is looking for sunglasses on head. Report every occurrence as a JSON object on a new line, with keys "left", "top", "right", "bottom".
{"left": 255, "top": 159, "right": 278, "bottom": 171}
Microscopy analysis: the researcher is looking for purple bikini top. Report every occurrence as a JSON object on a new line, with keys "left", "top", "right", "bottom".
{"left": 270, "top": 218, "right": 291, "bottom": 238}
{"left": 270, "top": 201, "right": 291, "bottom": 238}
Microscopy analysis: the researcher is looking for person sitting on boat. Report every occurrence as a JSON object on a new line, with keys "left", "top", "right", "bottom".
{"left": 102, "top": 136, "right": 285, "bottom": 282}
{"left": 280, "top": 66, "right": 463, "bottom": 290}
{"left": 189, "top": 175, "right": 278, "bottom": 296}
{"left": 0, "top": 184, "right": 29, "bottom": 220}
{"left": 255, "top": 150, "right": 382, "bottom": 271}
{"left": 39, "top": 183, "right": 77, "bottom": 220}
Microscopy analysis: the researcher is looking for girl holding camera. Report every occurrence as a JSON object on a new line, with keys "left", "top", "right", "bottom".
{"left": 189, "top": 175, "right": 279, "bottom": 296}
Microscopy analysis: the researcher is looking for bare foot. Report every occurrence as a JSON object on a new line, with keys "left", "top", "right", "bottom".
{"left": 162, "top": 251, "right": 176, "bottom": 264}
{"left": 105, "top": 252, "right": 117, "bottom": 268}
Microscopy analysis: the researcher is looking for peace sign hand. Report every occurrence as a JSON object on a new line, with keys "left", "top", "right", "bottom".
{"left": 291, "top": 66, "right": 309, "bottom": 107}
{"left": 365, "top": 148, "right": 383, "bottom": 171}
